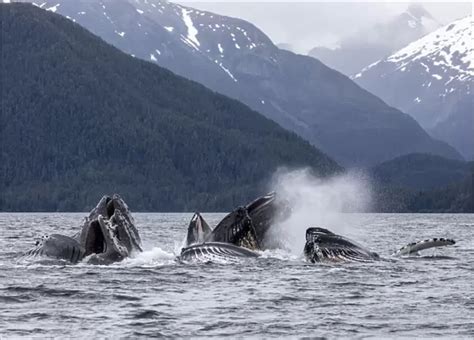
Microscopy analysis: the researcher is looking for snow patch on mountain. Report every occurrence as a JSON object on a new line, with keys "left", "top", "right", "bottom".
{"left": 386, "top": 17, "right": 472, "bottom": 76}
{"left": 181, "top": 8, "right": 200, "bottom": 49}
{"left": 46, "top": 3, "right": 59, "bottom": 12}
{"left": 355, "top": 16, "right": 473, "bottom": 83}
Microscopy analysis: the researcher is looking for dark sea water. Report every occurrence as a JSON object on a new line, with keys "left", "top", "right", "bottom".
{"left": 0, "top": 213, "right": 472, "bottom": 338}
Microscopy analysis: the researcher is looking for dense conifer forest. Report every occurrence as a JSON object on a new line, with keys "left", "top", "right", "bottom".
{"left": 371, "top": 155, "right": 473, "bottom": 213}
{"left": 0, "top": 4, "right": 340, "bottom": 211}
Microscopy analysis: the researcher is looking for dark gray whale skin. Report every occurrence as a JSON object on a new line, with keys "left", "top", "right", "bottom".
{"left": 185, "top": 192, "right": 280, "bottom": 251}
{"left": 180, "top": 192, "right": 279, "bottom": 262}
{"left": 304, "top": 227, "right": 456, "bottom": 263}
{"left": 206, "top": 207, "right": 259, "bottom": 249}
{"left": 23, "top": 195, "right": 142, "bottom": 265}
{"left": 304, "top": 228, "right": 380, "bottom": 263}
{"left": 24, "top": 234, "right": 85, "bottom": 264}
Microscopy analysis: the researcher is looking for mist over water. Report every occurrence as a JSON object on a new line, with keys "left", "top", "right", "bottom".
{"left": 267, "top": 169, "right": 372, "bottom": 254}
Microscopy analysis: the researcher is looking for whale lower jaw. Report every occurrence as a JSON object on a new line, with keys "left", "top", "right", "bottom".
{"left": 179, "top": 242, "right": 259, "bottom": 262}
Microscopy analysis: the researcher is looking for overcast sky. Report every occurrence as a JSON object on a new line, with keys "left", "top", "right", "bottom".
{"left": 177, "top": 1, "right": 472, "bottom": 52}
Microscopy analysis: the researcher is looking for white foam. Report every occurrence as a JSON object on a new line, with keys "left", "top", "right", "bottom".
{"left": 121, "top": 247, "right": 176, "bottom": 267}
{"left": 259, "top": 249, "right": 300, "bottom": 261}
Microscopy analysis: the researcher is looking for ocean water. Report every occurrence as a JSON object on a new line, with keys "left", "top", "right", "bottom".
{"left": 0, "top": 213, "right": 472, "bottom": 338}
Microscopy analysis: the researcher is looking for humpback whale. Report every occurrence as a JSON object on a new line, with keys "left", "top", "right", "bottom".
{"left": 304, "top": 227, "right": 380, "bottom": 263}
{"left": 185, "top": 192, "right": 280, "bottom": 251}
{"left": 304, "top": 227, "right": 456, "bottom": 263}
{"left": 23, "top": 195, "right": 142, "bottom": 264}
{"left": 179, "top": 192, "right": 280, "bottom": 262}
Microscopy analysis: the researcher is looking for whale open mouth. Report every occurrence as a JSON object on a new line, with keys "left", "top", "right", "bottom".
{"left": 84, "top": 220, "right": 106, "bottom": 256}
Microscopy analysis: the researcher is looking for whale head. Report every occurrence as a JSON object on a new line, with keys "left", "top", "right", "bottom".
{"left": 186, "top": 212, "right": 212, "bottom": 246}
{"left": 80, "top": 195, "right": 142, "bottom": 264}
{"left": 304, "top": 227, "right": 379, "bottom": 263}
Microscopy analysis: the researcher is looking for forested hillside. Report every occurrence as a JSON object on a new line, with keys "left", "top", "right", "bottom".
{"left": 0, "top": 4, "right": 340, "bottom": 211}
{"left": 371, "top": 155, "right": 473, "bottom": 213}
{"left": 372, "top": 154, "right": 471, "bottom": 190}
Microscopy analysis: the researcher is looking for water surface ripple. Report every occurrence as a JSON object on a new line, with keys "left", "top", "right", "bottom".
{"left": 0, "top": 213, "right": 472, "bottom": 337}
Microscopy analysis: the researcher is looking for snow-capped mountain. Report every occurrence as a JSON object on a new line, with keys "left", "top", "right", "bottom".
{"left": 353, "top": 16, "right": 473, "bottom": 159}
{"left": 308, "top": 4, "right": 442, "bottom": 76}
{"left": 19, "top": 0, "right": 462, "bottom": 165}
{"left": 28, "top": 0, "right": 273, "bottom": 95}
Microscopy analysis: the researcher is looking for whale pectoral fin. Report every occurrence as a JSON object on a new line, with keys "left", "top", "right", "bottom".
{"left": 24, "top": 234, "right": 84, "bottom": 263}
{"left": 394, "top": 238, "right": 456, "bottom": 257}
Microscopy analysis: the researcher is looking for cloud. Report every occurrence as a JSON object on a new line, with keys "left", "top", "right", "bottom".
{"left": 179, "top": 1, "right": 472, "bottom": 52}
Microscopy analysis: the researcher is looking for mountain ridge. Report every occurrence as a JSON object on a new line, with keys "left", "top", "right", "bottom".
{"left": 308, "top": 4, "right": 442, "bottom": 76}
{"left": 19, "top": 0, "right": 463, "bottom": 166}
{"left": 354, "top": 16, "right": 473, "bottom": 159}
{"left": 0, "top": 2, "right": 340, "bottom": 212}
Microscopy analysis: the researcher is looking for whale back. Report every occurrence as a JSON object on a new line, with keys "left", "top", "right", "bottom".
{"left": 394, "top": 238, "right": 456, "bottom": 256}
{"left": 304, "top": 227, "right": 379, "bottom": 263}
{"left": 23, "top": 234, "right": 85, "bottom": 263}
{"left": 79, "top": 195, "right": 142, "bottom": 264}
